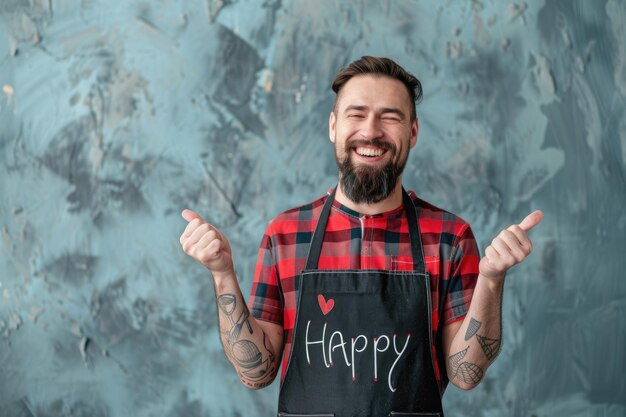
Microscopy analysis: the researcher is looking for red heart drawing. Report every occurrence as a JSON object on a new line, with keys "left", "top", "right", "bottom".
{"left": 317, "top": 294, "right": 335, "bottom": 315}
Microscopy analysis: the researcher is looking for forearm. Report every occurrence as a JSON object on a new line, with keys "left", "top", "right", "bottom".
{"left": 212, "top": 269, "right": 281, "bottom": 389}
{"left": 446, "top": 272, "right": 505, "bottom": 389}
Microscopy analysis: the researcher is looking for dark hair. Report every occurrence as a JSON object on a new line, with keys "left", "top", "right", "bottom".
{"left": 331, "top": 56, "right": 423, "bottom": 120}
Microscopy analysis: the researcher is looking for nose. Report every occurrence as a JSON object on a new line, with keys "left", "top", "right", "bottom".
{"left": 358, "top": 115, "right": 383, "bottom": 140}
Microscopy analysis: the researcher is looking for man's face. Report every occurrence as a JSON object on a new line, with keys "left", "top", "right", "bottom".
{"left": 329, "top": 75, "right": 418, "bottom": 204}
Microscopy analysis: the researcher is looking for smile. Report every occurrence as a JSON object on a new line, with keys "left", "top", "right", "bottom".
{"left": 353, "top": 146, "right": 387, "bottom": 159}
{"left": 355, "top": 146, "right": 384, "bottom": 157}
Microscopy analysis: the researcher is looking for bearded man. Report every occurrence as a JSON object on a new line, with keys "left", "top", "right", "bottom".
{"left": 180, "top": 56, "right": 543, "bottom": 417}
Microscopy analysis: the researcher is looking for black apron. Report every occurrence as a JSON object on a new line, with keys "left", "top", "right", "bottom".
{"left": 277, "top": 188, "right": 444, "bottom": 417}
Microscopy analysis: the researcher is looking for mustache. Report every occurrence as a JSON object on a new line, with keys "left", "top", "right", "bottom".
{"left": 346, "top": 138, "right": 395, "bottom": 152}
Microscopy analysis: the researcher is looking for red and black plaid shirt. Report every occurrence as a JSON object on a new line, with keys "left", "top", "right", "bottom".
{"left": 248, "top": 189, "right": 480, "bottom": 390}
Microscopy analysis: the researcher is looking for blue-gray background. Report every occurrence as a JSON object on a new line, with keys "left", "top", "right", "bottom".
{"left": 1, "top": 0, "right": 624, "bottom": 416}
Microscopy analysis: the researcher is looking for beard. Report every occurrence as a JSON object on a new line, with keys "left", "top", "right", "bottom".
{"left": 336, "top": 137, "right": 409, "bottom": 204}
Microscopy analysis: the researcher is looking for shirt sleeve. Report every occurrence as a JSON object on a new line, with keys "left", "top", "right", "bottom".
{"left": 443, "top": 223, "right": 480, "bottom": 324}
{"left": 248, "top": 223, "right": 283, "bottom": 325}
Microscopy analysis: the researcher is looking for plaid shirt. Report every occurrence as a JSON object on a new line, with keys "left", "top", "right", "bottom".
{"left": 248, "top": 189, "right": 480, "bottom": 390}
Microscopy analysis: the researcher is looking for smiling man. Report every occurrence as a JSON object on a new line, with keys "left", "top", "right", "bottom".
{"left": 180, "top": 56, "right": 543, "bottom": 416}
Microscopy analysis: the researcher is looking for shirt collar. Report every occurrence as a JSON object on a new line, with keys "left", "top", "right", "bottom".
{"left": 326, "top": 187, "right": 410, "bottom": 219}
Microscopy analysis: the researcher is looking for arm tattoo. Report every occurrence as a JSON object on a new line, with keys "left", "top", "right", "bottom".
{"left": 239, "top": 333, "right": 276, "bottom": 381}
{"left": 455, "top": 362, "right": 484, "bottom": 384}
{"left": 217, "top": 294, "right": 254, "bottom": 343}
{"left": 464, "top": 317, "right": 482, "bottom": 341}
{"left": 448, "top": 346, "right": 484, "bottom": 385}
{"left": 476, "top": 334, "right": 501, "bottom": 361}
{"left": 217, "top": 293, "right": 276, "bottom": 383}
{"left": 448, "top": 346, "right": 468, "bottom": 371}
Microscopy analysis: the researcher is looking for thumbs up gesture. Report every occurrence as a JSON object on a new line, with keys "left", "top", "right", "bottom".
{"left": 179, "top": 209, "right": 233, "bottom": 274}
{"left": 479, "top": 210, "right": 543, "bottom": 280}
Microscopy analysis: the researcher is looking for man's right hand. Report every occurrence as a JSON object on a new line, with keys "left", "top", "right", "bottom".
{"left": 180, "top": 209, "right": 233, "bottom": 274}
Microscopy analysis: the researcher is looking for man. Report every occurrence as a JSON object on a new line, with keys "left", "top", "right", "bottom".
{"left": 180, "top": 56, "right": 542, "bottom": 416}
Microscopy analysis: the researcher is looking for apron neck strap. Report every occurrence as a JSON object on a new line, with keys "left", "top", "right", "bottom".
{"left": 305, "top": 186, "right": 426, "bottom": 273}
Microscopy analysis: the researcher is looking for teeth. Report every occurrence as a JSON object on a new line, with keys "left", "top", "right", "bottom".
{"left": 355, "top": 147, "right": 383, "bottom": 157}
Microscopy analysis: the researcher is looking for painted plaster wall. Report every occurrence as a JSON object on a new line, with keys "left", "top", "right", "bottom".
{"left": 0, "top": 0, "right": 624, "bottom": 416}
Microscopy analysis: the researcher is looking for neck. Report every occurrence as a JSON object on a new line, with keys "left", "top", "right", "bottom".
{"left": 334, "top": 178, "right": 405, "bottom": 215}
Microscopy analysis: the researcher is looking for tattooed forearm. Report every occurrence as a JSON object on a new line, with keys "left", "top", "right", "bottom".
{"left": 238, "top": 333, "right": 276, "bottom": 381}
{"left": 448, "top": 347, "right": 485, "bottom": 385}
{"left": 216, "top": 293, "right": 277, "bottom": 386}
{"left": 218, "top": 294, "right": 253, "bottom": 340}
{"left": 460, "top": 314, "right": 501, "bottom": 359}
{"left": 447, "top": 271, "right": 505, "bottom": 389}
{"left": 462, "top": 316, "right": 501, "bottom": 361}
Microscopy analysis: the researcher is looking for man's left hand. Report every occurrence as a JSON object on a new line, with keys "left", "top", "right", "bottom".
{"left": 479, "top": 210, "right": 544, "bottom": 280}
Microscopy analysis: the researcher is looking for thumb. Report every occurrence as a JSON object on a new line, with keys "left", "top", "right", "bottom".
{"left": 519, "top": 210, "right": 544, "bottom": 232}
{"left": 181, "top": 209, "right": 205, "bottom": 223}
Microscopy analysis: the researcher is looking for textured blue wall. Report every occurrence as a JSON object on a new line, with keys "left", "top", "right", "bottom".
{"left": 1, "top": 1, "right": 625, "bottom": 416}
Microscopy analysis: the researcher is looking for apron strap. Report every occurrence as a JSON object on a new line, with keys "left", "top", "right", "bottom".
{"left": 305, "top": 188, "right": 336, "bottom": 270}
{"left": 402, "top": 187, "right": 426, "bottom": 273}
{"left": 305, "top": 186, "right": 426, "bottom": 273}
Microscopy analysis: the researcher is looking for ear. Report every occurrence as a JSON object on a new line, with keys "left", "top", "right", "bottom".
{"left": 409, "top": 117, "right": 419, "bottom": 149}
{"left": 328, "top": 111, "right": 336, "bottom": 143}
